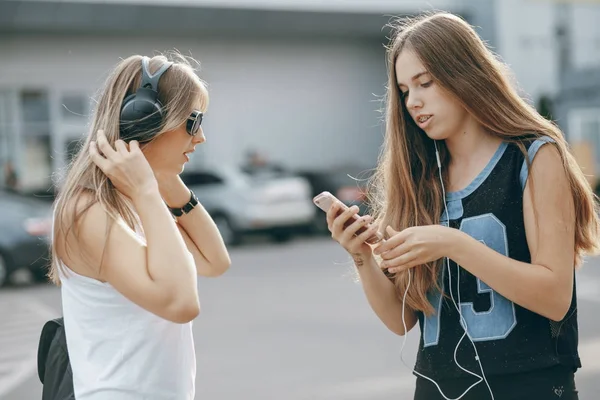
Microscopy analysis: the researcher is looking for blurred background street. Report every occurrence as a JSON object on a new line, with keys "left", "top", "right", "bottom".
{"left": 1, "top": 0, "right": 600, "bottom": 398}
{"left": 2, "top": 237, "right": 600, "bottom": 400}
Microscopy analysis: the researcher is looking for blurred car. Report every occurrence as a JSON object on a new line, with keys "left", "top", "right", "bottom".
{"left": 0, "top": 190, "right": 53, "bottom": 286}
{"left": 181, "top": 165, "right": 315, "bottom": 245}
{"left": 296, "top": 165, "right": 375, "bottom": 234}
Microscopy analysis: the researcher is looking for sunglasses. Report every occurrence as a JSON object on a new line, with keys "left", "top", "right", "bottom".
{"left": 186, "top": 110, "right": 203, "bottom": 136}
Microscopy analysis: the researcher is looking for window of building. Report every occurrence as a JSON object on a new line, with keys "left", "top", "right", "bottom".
{"left": 0, "top": 90, "right": 18, "bottom": 190}
{"left": 61, "top": 93, "right": 89, "bottom": 120}
{"left": 20, "top": 90, "right": 52, "bottom": 192}
{"left": 568, "top": 108, "right": 600, "bottom": 182}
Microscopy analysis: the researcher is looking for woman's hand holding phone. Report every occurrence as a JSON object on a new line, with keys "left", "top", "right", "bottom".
{"left": 314, "top": 192, "right": 382, "bottom": 262}
{"left": 327, "top": 203, "right": 379, "bottom": 258}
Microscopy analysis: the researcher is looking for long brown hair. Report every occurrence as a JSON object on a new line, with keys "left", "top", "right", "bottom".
{"left": 369, "top": 12, "right": 600, "bottom": 315}
{"left": 49, "top": 52, "right": 208, "bottom": 285}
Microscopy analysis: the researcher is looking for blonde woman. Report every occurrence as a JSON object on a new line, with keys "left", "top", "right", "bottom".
{"left": 326, "top": 12, "right": 598, "bottom": 400}
{"left": 50, "top": 53, "right": 230, "bottom": 399}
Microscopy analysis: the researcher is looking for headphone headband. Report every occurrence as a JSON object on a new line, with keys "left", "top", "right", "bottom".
{"left": 140, "top": 56, "right": 173, "bottom": 92}
{"left": 119, "top": 56, "right": 173, "bottom": 142}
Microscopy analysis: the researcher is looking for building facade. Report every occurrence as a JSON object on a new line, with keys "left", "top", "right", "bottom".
{"left": 3, "top": 0, "right": 585, "bottom": 192}
{"left": 552, "top": 3, "right": 600, "bottom": 184}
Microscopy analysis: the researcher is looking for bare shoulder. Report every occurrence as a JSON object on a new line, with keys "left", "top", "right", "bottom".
{"left": 529, "top": 142, "right": 564, "bottom": 177}
{"left": 54, "top": 191, "right": 98, "bottom": 278}
{"left": 524, "top": 141, "right": 573, "bottom": 217}
{"left": 56, "top": 191, "right": 143, "bottom": 280}
{"left": 525, "top": 141, "right": 572, "bottom": 205}
{"left": 523, "top": 140, "right": 575, "bottom": 269}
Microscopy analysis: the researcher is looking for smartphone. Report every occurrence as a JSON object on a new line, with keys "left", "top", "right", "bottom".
{"left": 313, "top": 191, "right": 383, "bottom": 245}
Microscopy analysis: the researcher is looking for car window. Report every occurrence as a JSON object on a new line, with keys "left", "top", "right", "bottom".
{"left": 241, "top": 166, "right": 292, "bottom": 181}
{"left": 181, "top": 172, "right": 224, "bottom": 186}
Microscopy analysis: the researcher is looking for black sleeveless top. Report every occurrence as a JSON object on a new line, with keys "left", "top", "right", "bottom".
{"left": 414, "top": 138, "right": 580, "bottom": 380}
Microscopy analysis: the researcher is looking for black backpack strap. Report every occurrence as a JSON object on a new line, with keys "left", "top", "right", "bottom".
{"left": 37, "top": 318, "right": 64, "bottom": 384}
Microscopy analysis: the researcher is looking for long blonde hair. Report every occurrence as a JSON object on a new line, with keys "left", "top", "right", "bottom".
{"left": 49, "top": 52, "right": 208, "bottom": 285}
{"left": 369, "top": 12, "right": 600, "bottom": 315}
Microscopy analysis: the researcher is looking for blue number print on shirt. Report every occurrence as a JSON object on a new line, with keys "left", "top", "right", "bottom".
{"left": 423, "top": 213, "right": 517, "bottom": 347}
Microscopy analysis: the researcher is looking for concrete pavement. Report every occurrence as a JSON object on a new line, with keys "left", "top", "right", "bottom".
{"left": 2, "top": 237, "right": 600, "bottom": 400}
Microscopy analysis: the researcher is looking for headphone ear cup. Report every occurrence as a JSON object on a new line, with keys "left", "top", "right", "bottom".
{"left": 119, "top": 90, "right": 164, "bottom": 142}
{"left": 120, "top": 93, "right": 139, "bottom": 141}
{"left": 120, "top": 93, "right": 137, "bottom": 115}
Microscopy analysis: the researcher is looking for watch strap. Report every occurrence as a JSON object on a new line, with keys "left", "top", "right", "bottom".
{"left": 168, "top": 189, "right": 198, "bottom": 217}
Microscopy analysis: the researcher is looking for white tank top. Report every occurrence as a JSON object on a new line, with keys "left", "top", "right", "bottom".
{"left": 59, "top": 263, "right": 196, "bottom": 400}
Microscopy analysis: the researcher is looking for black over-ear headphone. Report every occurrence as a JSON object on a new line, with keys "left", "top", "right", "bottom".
{"left": 119, "top": 56, "right": 173, "bottom": 142}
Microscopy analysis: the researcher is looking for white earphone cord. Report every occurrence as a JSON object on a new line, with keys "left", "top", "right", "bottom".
{"left": 397, "top": 141, "right": 494, "bottom": 400}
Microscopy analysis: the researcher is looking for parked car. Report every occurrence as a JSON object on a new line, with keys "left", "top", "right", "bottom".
{"left": 180, "top": 165, "right": 315, "bottom": 245}
{"left": 0, "top": 190, "right": 53, "bottom": 286}
{"left": 296, "top": 165, "right": 375, "bottom": 234}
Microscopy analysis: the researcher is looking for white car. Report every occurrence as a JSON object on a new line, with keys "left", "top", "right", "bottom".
{"left": 181, "top": 165, "right": 316, "bottom": 245}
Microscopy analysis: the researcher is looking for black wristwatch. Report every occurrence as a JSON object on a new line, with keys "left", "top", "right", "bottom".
{"left": 168, "top": 189, "right": 199, "bottom": 217}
